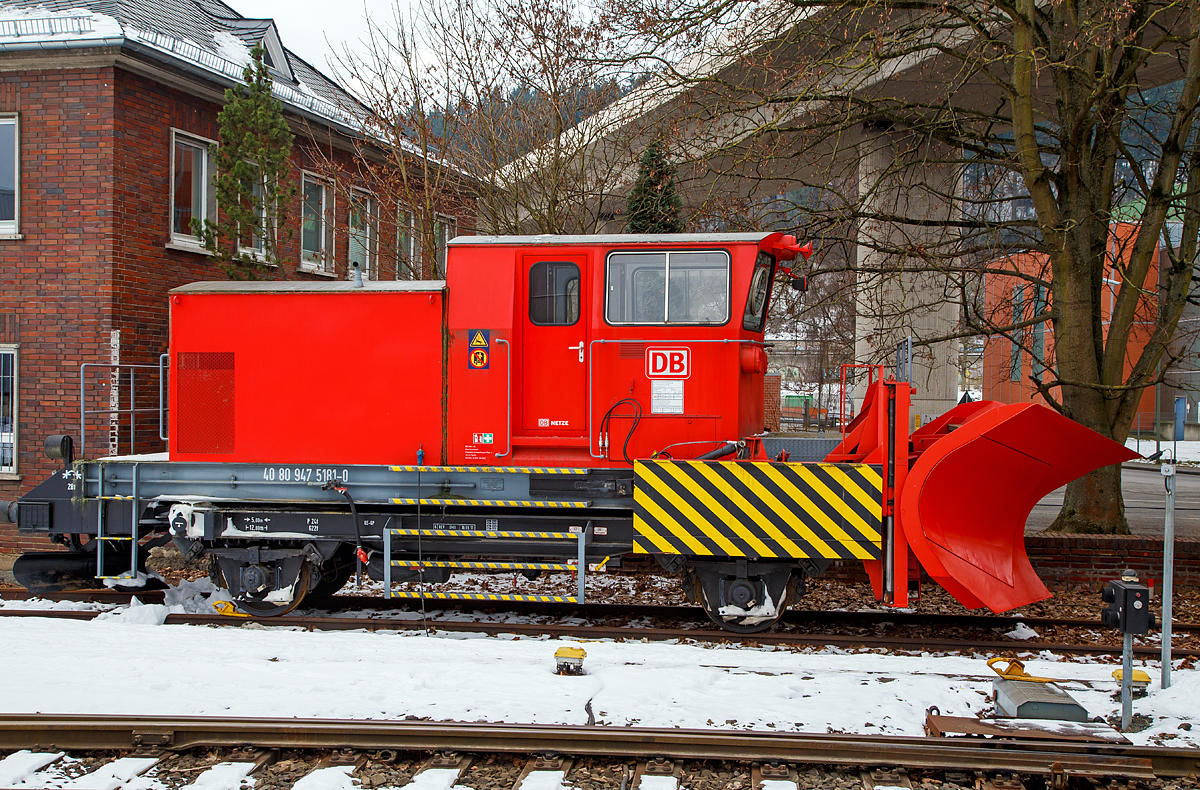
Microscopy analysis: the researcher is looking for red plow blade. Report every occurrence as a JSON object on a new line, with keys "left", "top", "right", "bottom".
{"left": 899, "top": 403, "right": 1139, "bottom": 612}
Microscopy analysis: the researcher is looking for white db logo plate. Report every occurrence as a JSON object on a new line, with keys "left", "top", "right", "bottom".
{"left": 646, "top": 347, "right": 690, "bottom": 379}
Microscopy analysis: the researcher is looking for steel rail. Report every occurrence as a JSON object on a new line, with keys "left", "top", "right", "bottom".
{"left": 4, "top": 589, "right": 1198, "bottom": 634}
{"left": 0, "top": 715, "right": 1195, "bottom": 778}
{"left": 1, "top": 607, "right": 1197, "bottom": 657}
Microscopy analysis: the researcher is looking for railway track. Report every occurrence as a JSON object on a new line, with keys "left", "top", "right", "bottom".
{"left": 3, "top": 589, "right": 1199, "bottom": 657}
{"left": 1, "top": 714, "right": 1199, "bottom": 781}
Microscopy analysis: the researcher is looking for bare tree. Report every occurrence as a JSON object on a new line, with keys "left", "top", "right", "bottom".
{"left": 592, "top": 0, "right": 1200, "bottom": 532}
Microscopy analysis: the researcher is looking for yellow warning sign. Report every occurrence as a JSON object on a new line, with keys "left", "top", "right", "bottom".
{"left": 470, "top": 330, "right": 490, "bottom": 348}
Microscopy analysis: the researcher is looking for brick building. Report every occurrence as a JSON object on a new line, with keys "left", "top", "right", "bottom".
{"left": 0, "top": 0, "right": 471, "bottom": 552}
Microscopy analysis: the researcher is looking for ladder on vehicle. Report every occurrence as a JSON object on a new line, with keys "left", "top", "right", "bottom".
{"left": 95, "top": 461, "right": 141, "bottom": 582}
{"left": 382, "top": 523, "right": 594, "bottom": 604}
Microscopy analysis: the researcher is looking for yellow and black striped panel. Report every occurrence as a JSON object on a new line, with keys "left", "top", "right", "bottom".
{"left": 389, "top": 498, "right": 589, "bottom": 508}
{"left": 391, "top": 560, "right": 574, "bottom": 571}
{"left": 386, "top": 591, "right": 578, "bottom": 603}
{"left": 634, "top": 460, "right": 882, "bottom": 560}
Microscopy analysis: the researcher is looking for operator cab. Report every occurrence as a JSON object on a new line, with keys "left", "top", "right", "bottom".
{"left": 445, "top": 232, "right": 807, "bottom": 468}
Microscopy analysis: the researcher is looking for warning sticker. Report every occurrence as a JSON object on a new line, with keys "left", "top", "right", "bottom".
{"left": 468, "top": 329, "right": 490, "bottom": 370}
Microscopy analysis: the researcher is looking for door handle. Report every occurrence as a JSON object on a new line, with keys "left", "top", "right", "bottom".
{"left": 568, "top": 342, "right": 584, "bottom": 363}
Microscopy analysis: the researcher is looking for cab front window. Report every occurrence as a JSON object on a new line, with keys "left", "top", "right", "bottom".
{"left": 606, "top": 250, "right": 730, "bottom": 325}
{"left": 742, "top": 251, "right": 776, "bottom": 332}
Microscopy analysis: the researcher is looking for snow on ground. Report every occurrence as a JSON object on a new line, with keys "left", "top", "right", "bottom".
{"left": 0, "top": 612, "right": 1196, "bottom": 748}
{"left": 1126, "top": 438, "right": 1200, "bottom": 464}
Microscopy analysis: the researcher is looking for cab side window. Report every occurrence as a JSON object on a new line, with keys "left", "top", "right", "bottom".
{"left": 529, "top": 261, "right": 580, "bottom": 325}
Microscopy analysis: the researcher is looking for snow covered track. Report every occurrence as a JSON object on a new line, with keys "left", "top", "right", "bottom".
{"left": 0, "top": 714, "right": 1194, "bottom": 779}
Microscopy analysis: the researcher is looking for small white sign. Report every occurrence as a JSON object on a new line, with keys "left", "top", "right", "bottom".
{"left": 472, "top": 433, "right": 494, "bottom": 444}
{"left": 652, "top": 379, "right": 684, "bottom": 414}
{"left": 646, "top": 347, "right": 691, "bottom": 379}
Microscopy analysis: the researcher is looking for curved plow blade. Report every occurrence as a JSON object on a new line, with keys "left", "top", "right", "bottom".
{"left": 899, "top": 403, "right": 1139, "bottom": 612}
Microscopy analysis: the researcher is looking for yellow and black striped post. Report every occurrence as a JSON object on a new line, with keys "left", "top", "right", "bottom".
{"left": 633, "top": 460, "right": 882, "bottom": 560}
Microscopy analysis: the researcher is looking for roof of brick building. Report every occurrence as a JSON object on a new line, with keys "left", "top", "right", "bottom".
{"left": 0, "top": 0, "right": 371, "bottom": 133}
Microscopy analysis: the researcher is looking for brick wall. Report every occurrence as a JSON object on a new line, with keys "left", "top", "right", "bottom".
{"left": 0, "top": 67, "right": 117, "bottom": 552}
{"left": 764, "top": 374, "right": 781, "bottom": 431}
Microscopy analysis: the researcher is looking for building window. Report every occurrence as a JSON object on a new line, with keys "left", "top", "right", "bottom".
{"left": 348, "top": 190, "right": 376, "bottom": 280}
{"left": 238, "top": 167, "right": 267, "bottom": 257}
{"left": 396, "top": 208, "right": 415, "bottom": 279}
{"left": 1010, "top": 285, "right": 1024, "bottom": 383}
{"left": 170, "top": 130, "right": 216, "bottom": 243}
{"left": 0, "top": 116, "right": 17, "bottom": 235}
{"left": 301, "top": 174, "right": 334, "bottom": 272}
{"left": 606, "top": 250, "right": 730, "bottom": 325}
{"left": 0, "top": 346, "right": 15, "bottom": 474}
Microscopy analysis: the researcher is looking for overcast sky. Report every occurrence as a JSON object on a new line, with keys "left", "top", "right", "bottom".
{"left": 231, "top": 0, "right": 380, "bottom": 78}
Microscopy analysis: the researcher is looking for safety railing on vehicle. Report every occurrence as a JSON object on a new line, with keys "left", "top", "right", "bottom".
{"left": 78, "top": 355, "right": 169, "bottom": 461}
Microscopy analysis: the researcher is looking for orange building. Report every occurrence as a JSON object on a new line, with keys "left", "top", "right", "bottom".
{"left": 982, "top": 223, "right": 1160, "bottom": 432}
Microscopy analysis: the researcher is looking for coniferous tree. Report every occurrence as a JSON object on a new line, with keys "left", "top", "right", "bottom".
{"left": 195, "top": 46, "right": 296, "bottom": 279}
{"left": 625, "top": 140, "right": 684, "bottom": 233}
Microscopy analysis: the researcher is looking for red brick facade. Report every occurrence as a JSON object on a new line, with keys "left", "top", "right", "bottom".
{"left": 764, "top": 373, "right": 781, "bottom": 431}
{"left": 0, "top": 56, "right": 471, "bottom": 551}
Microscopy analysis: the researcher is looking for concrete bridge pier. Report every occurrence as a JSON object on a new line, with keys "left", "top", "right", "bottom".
{"left": 853, "top": 127, "right": 961, "bottom": 429}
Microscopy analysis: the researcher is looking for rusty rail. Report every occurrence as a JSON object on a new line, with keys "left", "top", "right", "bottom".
{"left": 0, "top": 715, "right": 1196, "bottom": 778}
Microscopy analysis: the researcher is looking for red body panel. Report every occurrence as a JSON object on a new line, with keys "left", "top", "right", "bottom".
{"left": 169, "top": 284, "right": 445, "bottom": 465}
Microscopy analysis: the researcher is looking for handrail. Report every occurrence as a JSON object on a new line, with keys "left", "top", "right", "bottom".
{"left": 79, "top": 362, "right": 166, "bottom": 460}
{"left": 158, "top": 354, "right": 170, "bottom": 442}
{"left": 494, "top": 338, "right": 511, "bottom": 459}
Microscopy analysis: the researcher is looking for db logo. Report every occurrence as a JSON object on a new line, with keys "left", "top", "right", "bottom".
{"left": 646, "top": 347, "right": 690, "bottom": 379}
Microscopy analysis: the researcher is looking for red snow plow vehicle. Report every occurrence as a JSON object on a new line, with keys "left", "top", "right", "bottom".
{"left": 4, "top": 233, "right": 1135, "bottom": 628}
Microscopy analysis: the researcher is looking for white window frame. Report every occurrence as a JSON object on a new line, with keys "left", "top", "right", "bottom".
{"left": 235, "top": 164, "right": 271, "bottom": 263}
{"left": 300, "top": 172, "right": 335, "bottom": 275}
{"left": 0, "top": 344, "right": 16, "bottom": 476}
{"left": 168, "top": 129, "right": 217, "bottom": 249}
{"left": 348, "top": 188, "right": 376, "bottom": 280}
{"left": 0, "top": 115, "right": 19, "bottom": 238}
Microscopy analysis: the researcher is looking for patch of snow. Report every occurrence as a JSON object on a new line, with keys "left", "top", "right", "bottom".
{"left": 186, "top": 763, "right": 256, "bottom": 790}
{"left": 61, "top": 757, "right": 159, "bottom": 790}
{"left": 93, "top": 597, "right": 172, "bottom": 626}
{"left": 0, "top": 6, "right": 123, "bottom": 40}
{"left": 404, "top": 770, "right": 462, "bottom": 790}
{"left": 519, "top": 772, "right": 565, "bottom": 790}
{"left": 639, "top": 777, "right": 678, "bottom": 790}
{"left": 0, "top": 597, "right": 113, "bottom": 612}
{"left": 211, "top": 31, "right": 250, "bottom": 67}
{"left": 103, "top": 571, "right": 165, "bottom": 589}
{"left": 758, "top": 782, "right": 796, "bottom": 790}
{"left": 1004, "top": 622, "right": 1039, "bottom": 640}
{"left": 291, "top": 767, "right": 356, "bottom": 790}
{"left": 0, "top": 751, "right": 64, "bottom": 785}
{"left": 96, "top": 452, "right": 169, "bottom": 462}
{"left": 718, "top": 590, "right": 776, "bottom": 624}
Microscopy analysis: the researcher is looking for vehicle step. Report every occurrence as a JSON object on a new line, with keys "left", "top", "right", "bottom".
{"left": 390, "top": 560, "right": 575, "bottom": 571}
{"left": 387, "top": 529, "right": 581, "bottom": 539}
{"left": 384, "top": 591, "right": 579, "bottom": 603}
{"left": 389, "top": 498, "right": 590, "bottom": 508}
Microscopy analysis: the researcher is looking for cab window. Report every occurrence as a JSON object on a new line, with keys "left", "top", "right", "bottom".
{"left": 529, "top": 261, "right": 580, "bottom": 325}
{"left": 606, "top": 250, "right": 729, "bottom": 324}
{"left": 742, "top": 251, "right": 776, "bottom": 332}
